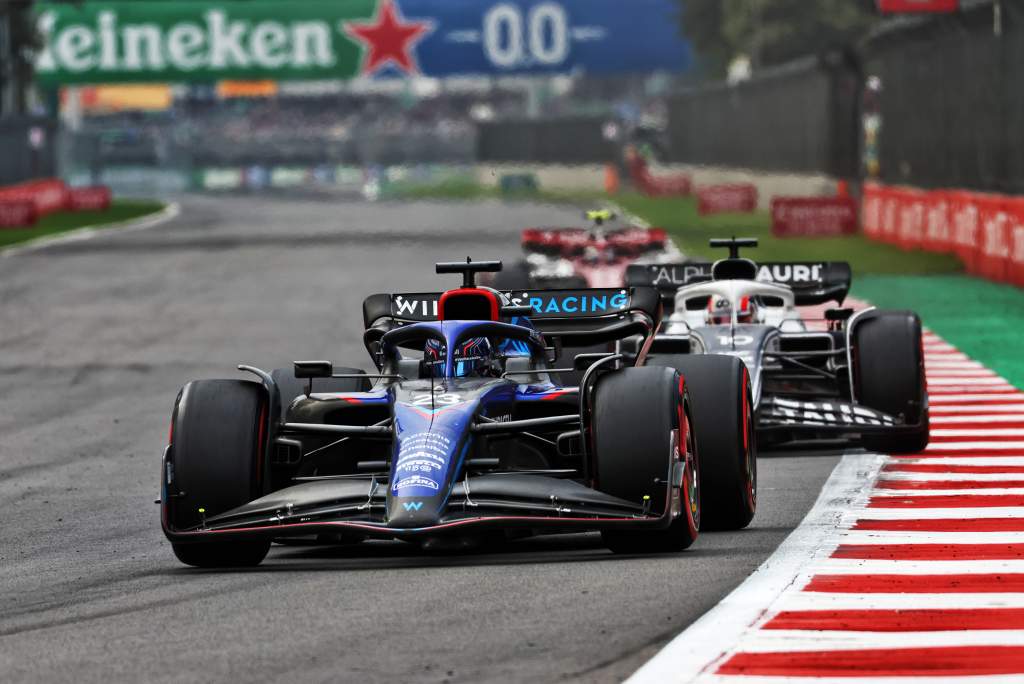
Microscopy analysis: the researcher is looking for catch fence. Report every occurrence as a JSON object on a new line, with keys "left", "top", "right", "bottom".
{"left": 864, "top": 0, "right": 1024, "bottom": 193}
{"left": 665, "top": 54, "right": 861, "bottom": 179}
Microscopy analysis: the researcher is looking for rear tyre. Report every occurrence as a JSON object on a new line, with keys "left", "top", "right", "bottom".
{"left": 167, "top": 379, "right": 271, "bottom": 568}
{"left": 646, "top": 354, "right": 756, "bottom": 531}
{"left": 852, "top": 310, "right": 930, "bottom": 454}
{"left": 557, "top": 275, "right": 589, "bottom": 289}
{"left": 271, "top": 367, "right": 370, "bottom": 424}
{"left": 593, "top": 366, "right": 699, "bottom": 554}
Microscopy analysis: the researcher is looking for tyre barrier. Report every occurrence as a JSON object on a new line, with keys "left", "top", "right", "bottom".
{"left": 696, "top": 184, "right": 758, "bottom": 215}
{"left": 625, "top": 148, "right": 692, "bottom": 198}
{"left": 0, "top": 179, "right": 113, "bottom": 228}
{"left": 863, "top": 182, "right": 1024, "bottom": 288}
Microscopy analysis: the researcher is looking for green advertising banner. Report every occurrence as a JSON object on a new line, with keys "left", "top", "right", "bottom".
{"left": 35, "top": 0, "right": 692, "bottom": 85}
{"left": 35, "top": 0, "right": 376, "bottom": 84}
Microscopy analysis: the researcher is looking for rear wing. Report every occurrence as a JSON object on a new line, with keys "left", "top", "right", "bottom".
{"left": 363, "top": 286, "right": 662, "bottom": 347}
{"left": 625, "top": 261, "right": 851, "bottom": 306}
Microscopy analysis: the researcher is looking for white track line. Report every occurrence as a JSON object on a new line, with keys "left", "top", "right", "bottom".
{"left": 839, "top": 530, "right": 1024, "bottom": 544}
{"left": 932, "top": 429, "right": 1024, "bottom": 437}
{"left": 928, "top": 377, "right": 1014, "bottom": 385}
{"left": 931, "top": 405, "right": 1024, "bottom": 414}
{"left": 726, "top": 630, "right": 1024, "bottom": 653}
{"left": 625, "top": 453, "right": 884, "bottom": 683}
{"left": 924, "top": 441, "right": 1024, "bottom": 451}
{"left": 810, "top": 559, "right": 1024, "bottom": 574}
{"left": 699, "top": 676, "right": 1024, "bottom": 684}
{"left": 776, "top": 592, "right": 1024, "bottom": 610}
{"left": 930, "top": 394, "right": 1024, "bottom": 404}
{"left": 930, "top": 387, "right": 1021, "bottom": 395}
{"left": 631, "top": 319, "right": 1024, "bottom": 682}
{"left": 880, "top": 472, "right": 1024, "bottom": 481}
{"left": 895, "top": 457, "right": 1024, "bottom": 466}
{"left": 0, "top": 201, "right": 180, "bottom": 257}
{"left": 926, "top": 361, "right": 987, "bottom": 369}
{"left": 852, "top": 507, "right": 1024, "bottom": 519}
{"left": 872, "top": 487, "right": 1024, "bottom": 496}
{"left": 933, "top": 415, "right": 1024, "bottom": 423}
{"left": 928, "top": 371, "right": 1001, "bottom": 379}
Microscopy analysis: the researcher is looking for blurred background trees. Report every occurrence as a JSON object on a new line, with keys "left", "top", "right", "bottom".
{"left": 0, "top": 0, "right": 41, "bottom": 115}
{"left": 680, "top": 0, "right": 879, "bottom": 77}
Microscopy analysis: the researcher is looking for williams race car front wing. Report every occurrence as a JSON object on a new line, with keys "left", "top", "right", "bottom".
{"left": 163, "top": 473, "right": 673, "bottom": 544}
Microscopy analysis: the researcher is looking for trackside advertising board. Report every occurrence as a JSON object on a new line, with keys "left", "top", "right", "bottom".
{"left": 35, "top": 0, "right": 691, "bottom": 85}
{"left": 696, "top": 184, "right": 758, "bottom": 215}
{"left": 771, "top": 197, "right": 859, "bottom": 238}
{"left": 863, "top": 182, "right": 1024, "bottom": 287}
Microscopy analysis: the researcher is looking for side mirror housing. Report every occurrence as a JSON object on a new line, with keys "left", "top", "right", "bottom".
{"left": 501, "top": 305, "right": 533, "bottom": 318}
{"left": 294, "top": 360, "right": 333, "bottom": 379}
{"left": 573, "top": 352, "right": 616, "bottom": 371}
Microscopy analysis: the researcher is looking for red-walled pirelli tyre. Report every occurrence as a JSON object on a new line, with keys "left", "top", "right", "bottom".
{"left": 852, "top": 310, "right": 930, "bottom": 454}
{"left": 167, "top": 379, "right": 271, "bottom": 568}
{"left": 593, "top": 366, "right": 700, "bottom": 554}
{"left": 646, "top": 354, "right": 756, "bottom": 531}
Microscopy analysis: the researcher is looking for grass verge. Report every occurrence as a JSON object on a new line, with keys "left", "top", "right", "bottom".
{"left": 391, "top": 179, "right": 501, "bottom": 201}
{"left": 396, "top": 182, "right": 961, "bottom": 275}
{"left": 853, "top": 275, "right": 1024, "bottom": 390}
{"left": 613, "top": 193, "right": 962, "bottom": 275}
{"left": 0, "top": 199, "right": 166, "bottom": 249}
{"left": 398, "top": 181, "right": 1021, "bottom": 383}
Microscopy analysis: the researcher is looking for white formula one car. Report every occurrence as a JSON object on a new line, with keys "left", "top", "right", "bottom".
{"left": 627, "top": 238, "right": 929, "bottom": 455}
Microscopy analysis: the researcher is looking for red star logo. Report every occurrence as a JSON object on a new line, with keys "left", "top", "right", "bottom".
{"left": 343, "top": 0, "right": 434, "bottom": 76}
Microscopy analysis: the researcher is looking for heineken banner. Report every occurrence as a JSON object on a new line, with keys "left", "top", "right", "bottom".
{"left": 35, "top": 0, "right": 691, "bottom": 85}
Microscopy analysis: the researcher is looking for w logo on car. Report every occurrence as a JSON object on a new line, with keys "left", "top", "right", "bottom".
{"left": 402, "top": 501, "right": 424, "bottom": 512}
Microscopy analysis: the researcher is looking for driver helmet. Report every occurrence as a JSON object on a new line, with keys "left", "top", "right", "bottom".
{"left": 706, "top": 295, "right": 756, "bottom": 325}
{"left": 424, "top": 337, "right": 498, "bottom": 377}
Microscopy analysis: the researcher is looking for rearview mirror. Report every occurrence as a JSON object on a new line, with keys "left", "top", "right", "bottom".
{"left": 501, "top": 305, "right": 533, "bottom": 318}
{"left": 294, "top": 361, "right": 333, "bottom": 379}
{"left": 573, "top": 352, "right": 617, "bottom": 371}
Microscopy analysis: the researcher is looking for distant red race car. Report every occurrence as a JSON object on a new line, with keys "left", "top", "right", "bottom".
{"left": 494, "top": 210, "right": 685, "bottom": 290}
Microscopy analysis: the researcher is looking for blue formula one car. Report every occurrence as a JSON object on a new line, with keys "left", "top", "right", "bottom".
{"left": 160, "top": 259, "right": 756, "bottom": 567}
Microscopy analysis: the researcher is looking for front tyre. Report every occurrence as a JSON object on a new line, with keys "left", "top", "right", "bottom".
{"left": 646, "top": 355, "right": 756, "bottom": 531}
{"left": 852, "top": 310, "right": 930, "bottom": 454}
{"left": 166, "top": 379, "right": 271, "bottom": 568}
{"left": 592, "top": 366, "right": 699, "bottom": 553}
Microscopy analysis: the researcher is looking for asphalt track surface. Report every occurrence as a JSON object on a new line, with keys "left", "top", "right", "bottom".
{"left": 0, "top": 195, "right": 840, "bottom": 683}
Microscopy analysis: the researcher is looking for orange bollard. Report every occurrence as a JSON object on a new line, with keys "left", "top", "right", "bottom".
{"left": 605, "top": 164, "right": 620, "bottom": 195}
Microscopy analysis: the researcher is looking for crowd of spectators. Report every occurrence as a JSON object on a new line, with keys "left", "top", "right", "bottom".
{"left": 74, "top": 91, "right": 529, "bottom": 168}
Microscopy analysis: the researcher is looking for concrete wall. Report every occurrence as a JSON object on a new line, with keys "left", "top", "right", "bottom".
{"left": 474, "top": 163, "right": 838, "bottom": 209}
{"left": 657, "top": 164, "right": 838, "bottom": 210}
{"left": 474, "top": 164, "right": 606, "bottom": 192}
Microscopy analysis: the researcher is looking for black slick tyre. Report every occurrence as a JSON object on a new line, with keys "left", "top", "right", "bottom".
{"left": 493, "top": 261, "right": 534, "bottom": 291}
{"left": 852, "top": 310, "right": 930, "bottom": 454}
{"left": 557, "top": 275, "right": 589, "bottom": 289}
{"left": 592, "top": 366, "right": 699, "bottom": 553}
{"left": 167, "top": 379, "right": 271, "bottom": 568}
{"left": 646, "top": 354, "right": 756, "bottom": 530}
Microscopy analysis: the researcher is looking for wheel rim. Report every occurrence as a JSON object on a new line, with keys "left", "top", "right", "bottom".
{"left": 741, "top": 370, "right": 757, "bottom": 508}
{"left": 685, "top": 409, "right": 700, "bottom": 531}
